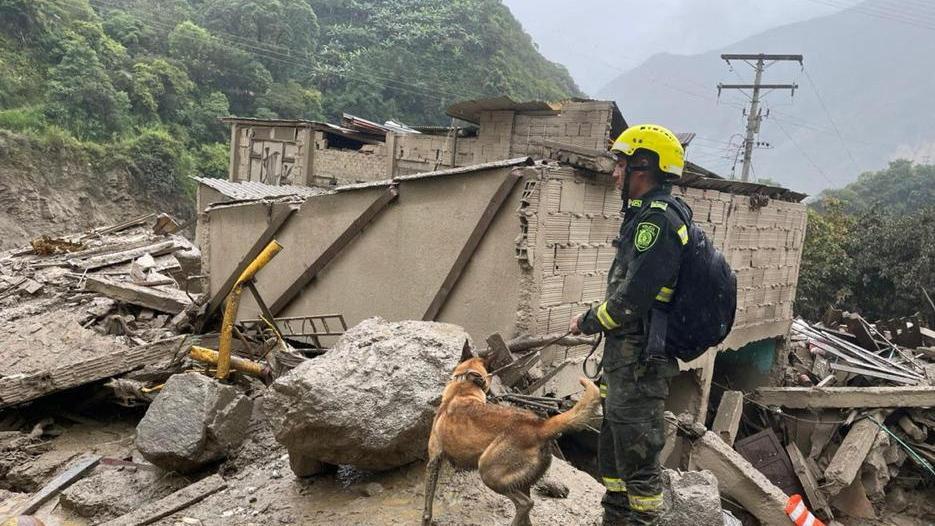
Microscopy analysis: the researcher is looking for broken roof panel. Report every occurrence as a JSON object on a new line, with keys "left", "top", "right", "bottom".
{"left": 193, "top": 177, "right": 330, "bottom": 201}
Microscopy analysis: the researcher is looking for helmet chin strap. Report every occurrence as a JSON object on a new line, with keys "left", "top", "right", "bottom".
{"left": 622, "top": 164, "right": 650, "bottom": 218}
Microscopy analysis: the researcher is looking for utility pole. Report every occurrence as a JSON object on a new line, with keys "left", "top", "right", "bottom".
{"left": 718, "top": 53, "right": 803, "bottom": 182}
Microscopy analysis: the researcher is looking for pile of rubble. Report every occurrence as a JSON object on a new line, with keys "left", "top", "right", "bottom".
{"left": 0, "top": 214, "right": 202, "bottom": 412}
{"left": 688, "top": 313, "right": 935, "bottom": 525}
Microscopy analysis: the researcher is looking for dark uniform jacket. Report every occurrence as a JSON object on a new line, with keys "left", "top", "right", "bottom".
{"left": 579, "top": 186, "right": 690, "bottom": 366}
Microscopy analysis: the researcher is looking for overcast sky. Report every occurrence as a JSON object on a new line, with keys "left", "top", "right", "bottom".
{"left": 501, "top": 0, "right": 845, "bottom": 94}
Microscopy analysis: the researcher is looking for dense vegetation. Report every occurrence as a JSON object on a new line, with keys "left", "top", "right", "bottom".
{"left": 0, "top": 0, "right": 580, "bottom": 193}
{"left": 795, "top": 161, "right": 935, "bottom": 322}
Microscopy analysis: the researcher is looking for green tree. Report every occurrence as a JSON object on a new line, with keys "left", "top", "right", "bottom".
{"left": 256, "top": 80, "right": 323, "bottom": 120}
{"left": 184, "top": 90, "right": 230, "bottom": 144}
{"left": 127, "top": 58, "right": 194, "bottom": 122}
{"left": 846, "top": 206, "right": 935, "bottom": 320}
{"left": 813, "top": 160, "right": 935, "bottom": 216}
{"left": 200, "top": 0, "right": 318, "bottom": 82}
{"left": 167, "top": 21, "right": 272, "bottom": 113}
{"left": 44, "top": 33, "right": 129, "bottom": 140}
{"left": 795, "top": 200, "right": 855, "bottom": 320}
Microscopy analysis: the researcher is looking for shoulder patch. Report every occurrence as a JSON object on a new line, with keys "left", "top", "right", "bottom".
{"left": 650, "top": 201, "right": 669, "bottom": 211}
{"left": 634, "top": 222, "right": 661, "bottom": 252}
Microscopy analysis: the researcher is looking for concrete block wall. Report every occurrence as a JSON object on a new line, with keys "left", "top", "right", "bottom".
{"left": 510, "top": 101, "right": 616, "bottom": 160}
{"left": 523, "top": 164, "right": 807, "bottom": 363}
{"left": 475, "top": 111, "right": 515, "bottom": 162}
{"left": 312, "top": 131, "right": 388, "bottom": 183}
{"left": 232, "top": 125, "right": 311, "bottom": 186}
{"left": 395, "top": 134, "right": 478, "bottom": 176}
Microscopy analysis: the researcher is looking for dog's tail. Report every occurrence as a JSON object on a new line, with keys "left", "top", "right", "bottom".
{"left": 538, "top": 378, "right": 601, "bottom": 439}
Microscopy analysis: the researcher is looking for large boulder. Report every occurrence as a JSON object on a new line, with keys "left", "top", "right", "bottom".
{"left": 135, "top": 372, "right": 253, "bottom": 473}
{"left": 265, "top": 317, "right": 469, "bottom": 472}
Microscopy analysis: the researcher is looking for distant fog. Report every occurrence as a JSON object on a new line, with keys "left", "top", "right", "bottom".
{"left": 501, "top": 0, "right": 841, "bottom": 94}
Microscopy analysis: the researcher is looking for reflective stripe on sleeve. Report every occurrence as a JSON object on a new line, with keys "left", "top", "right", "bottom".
{"left": 599, "top": 383, "right": 608, "bottom": 398}
{"left": 677, "top": 224, "right": 689, "bottom": 245}
{"left": 655, "top": 286, "right": 674, "bottom": 303}
{"left": 650, "top": 201, "right": 668, "bottom": 211}
{"left": 596, "top": 302, "right": 621, "bottom": 330}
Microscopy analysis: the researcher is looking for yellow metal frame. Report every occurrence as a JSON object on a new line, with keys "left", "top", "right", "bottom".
{"left": 214, "top": 240, "right": 282, "bottom": 380}
{"left": 190, "top": 346, "right": 267, "bottom": 378}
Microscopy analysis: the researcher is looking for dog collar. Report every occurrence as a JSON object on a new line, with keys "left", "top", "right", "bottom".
{"left": 452, "top": 370, "right": 489, "bottom": 392}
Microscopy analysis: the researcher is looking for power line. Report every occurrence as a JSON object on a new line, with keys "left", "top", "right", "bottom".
{"left": 772, "top": 117, "right": 837, "bottom": 188}
{"left": 796, "top": 0, "right": 935, "bottom": 32}
{"left": 88, "top": 0, "right": 489, "bottom": 105}
{"left": 802, "top": 66, "right": 861, "bottom": 174}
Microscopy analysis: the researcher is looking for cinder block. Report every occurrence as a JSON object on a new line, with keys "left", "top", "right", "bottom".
{"left": 577, "top": 246, "right": 599, "bottom": 272}
{"left": 569, "top": 217, "right": 591, "bottom": 244}
{"left": 554, "top": 246, "right": 579, "bottom": 273}
{"left": 563, "top": 275, "right": 585, "bottom": 303}
{"left": 540, "top": 276, "right": 564, "bottom": 306}
{"left": 560, "top": 180, "right": 587, "bottom": 213}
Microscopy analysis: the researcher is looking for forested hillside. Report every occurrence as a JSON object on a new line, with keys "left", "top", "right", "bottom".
{"left": 0, "top": 0, "right": 580, "bottom": 194}
{"left": 796, "top": 161, "right": 935, "bottom": 321}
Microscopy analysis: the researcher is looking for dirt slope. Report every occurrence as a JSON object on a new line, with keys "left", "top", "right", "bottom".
{"left": 0, "top": 130, "right": 193, "bottom": 250}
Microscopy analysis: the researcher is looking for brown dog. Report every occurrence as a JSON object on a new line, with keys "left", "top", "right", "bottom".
{"left": 422, "top": 356, "right": 601, "bottom": 526}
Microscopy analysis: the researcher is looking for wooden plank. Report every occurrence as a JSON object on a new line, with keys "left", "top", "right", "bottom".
{"left": 507, "top": 333, "right": 597, "bottom": 352}
{"left": 711, "top": 391, "right": 744, "bottom": 446}
{"left": 202, "top": 204, "right": 300, "bottom": 326}
{"left": 0, "top": 337, "right": 185, "bottom": 409}
{"left": 84, "top": 276, "right": 190, "bottom": 314}
{"left": 11, "top": 454, "right": 101, "bottom": 515}
{"left": 753, "top": 386, "right": 935, "bottom": 409}
{"left": 496, "top": 351, "right": 541, "bottom": 388}
{"left": 100, "top": 474, "right": 226, "bottom": 526}
{"left": 71, "top": 240, "right": 179, "bottom": 271}
{"left": 423, "top": 171, "right": 522, "bottom": 321}
{"left": 270, "top": 187, "right": 398, "bottom": 316}
{"left": 785, "top": 442, "right": 833, "bottom": 520}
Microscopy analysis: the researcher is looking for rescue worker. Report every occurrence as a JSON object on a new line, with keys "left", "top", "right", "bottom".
{"left": 570, "top": 124, "right": 689, "bottom": 525}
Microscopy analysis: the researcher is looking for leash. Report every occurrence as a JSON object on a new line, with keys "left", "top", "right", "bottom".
{"left": 582, "top": 332, "right": 604, "bottom": 380}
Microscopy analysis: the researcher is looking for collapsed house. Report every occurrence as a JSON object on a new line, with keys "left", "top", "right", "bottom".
{"left": 198, "top": 97, "right": 809, "bottom": 423}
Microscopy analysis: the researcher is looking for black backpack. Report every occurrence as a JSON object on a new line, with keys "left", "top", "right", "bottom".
{"left": 656, "top": 195, "right": 737, "bottom": 362}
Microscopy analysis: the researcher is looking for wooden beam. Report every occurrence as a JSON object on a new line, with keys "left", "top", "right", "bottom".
{"left": 754, "top": 386, "right": 935, "bottom": 409}
{"left": 100, "top": 474, "right": 227, "bottom": 526}
{"left": 270, "top": 187, "right": 399, "bottom": 316}
{"left": 423, "top": 171, "right": 522, "bottom": 321}
{"left": 11, "top": 454, "right": 101, "bottom": 515}
{"left": 201, "top": 204, "right": 300, "bottom": 327}
{"left": 84, "top": 276, "right": 191, "bottom": 314}
{"left": 507, "top": 333, "right": 597, "bottom": 352}
{"left": 0, "top": 337, "right": 185, "bottom": 409}
{"left": 786, "top": 442, "right": 833, "bottom": 520}
{"left": 71, "top": 240, "right": 180, "bottom": 271}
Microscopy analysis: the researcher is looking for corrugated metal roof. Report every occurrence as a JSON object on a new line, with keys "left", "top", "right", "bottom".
{"left": 193, "top": 177, "right": 331, "bottom": 200}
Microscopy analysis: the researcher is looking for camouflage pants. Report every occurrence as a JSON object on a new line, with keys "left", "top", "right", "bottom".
{"left": 598, "top": 337, "right": 675, "bottom": 525}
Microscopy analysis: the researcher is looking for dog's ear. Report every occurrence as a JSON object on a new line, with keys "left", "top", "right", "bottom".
{"left": 459, "top": 339, "right": 475, "bottom": 363}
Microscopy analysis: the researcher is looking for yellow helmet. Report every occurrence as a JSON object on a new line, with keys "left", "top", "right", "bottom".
{"left": 610, "top": 124, "right": 684, "bottom": 179}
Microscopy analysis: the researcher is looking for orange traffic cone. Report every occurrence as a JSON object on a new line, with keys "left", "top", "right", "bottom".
{"left": 785, "top": 494, "right": 825, "bottom": 526}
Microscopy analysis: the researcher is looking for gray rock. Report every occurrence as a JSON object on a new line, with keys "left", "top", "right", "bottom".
{"left": 135, "top": 372, "right": 253, "bottom": 473}
{"left": 265, "top": 317, "right": 469, "bottom": 471}
{"left": 660, "top": 469, "right": 723, "bottom": 526}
